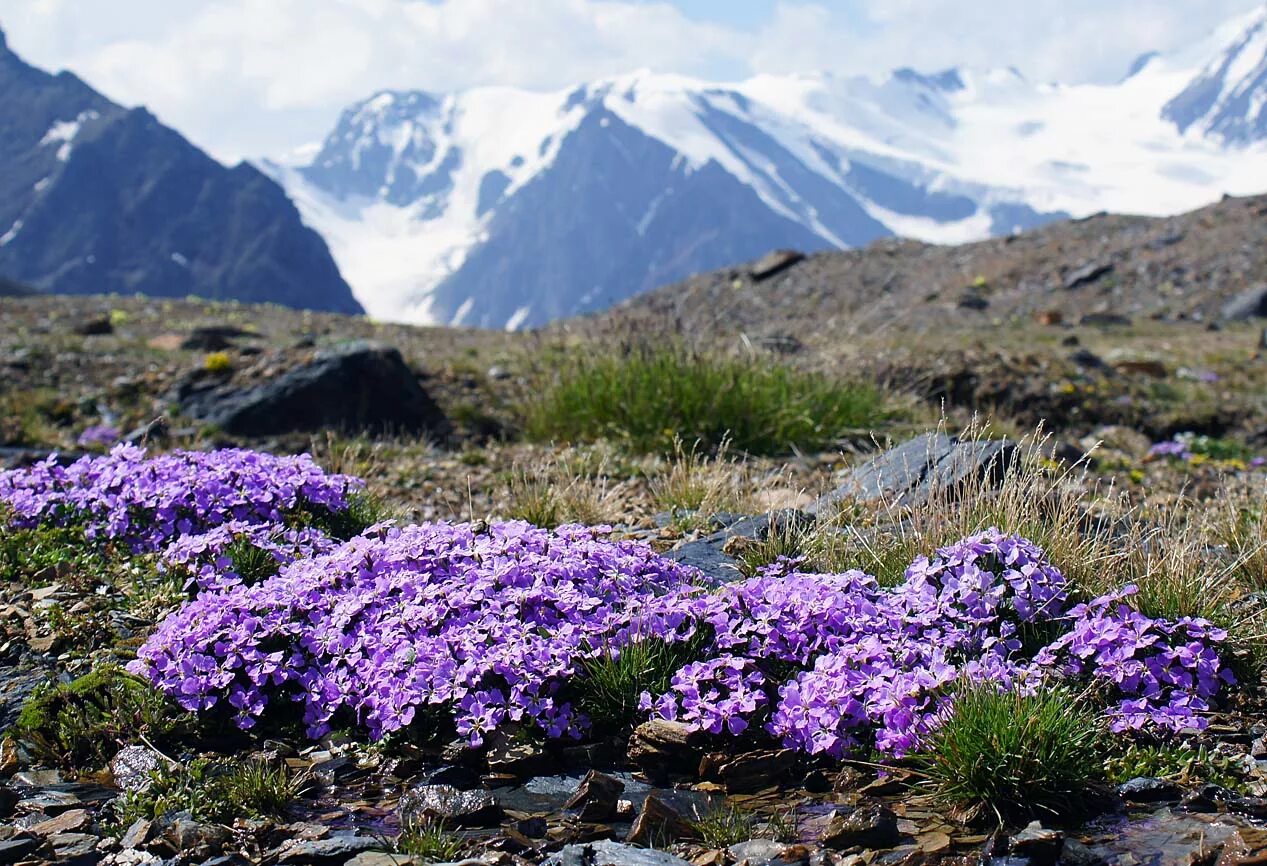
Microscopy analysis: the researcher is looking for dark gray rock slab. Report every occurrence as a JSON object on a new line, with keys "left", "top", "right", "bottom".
{"left": 274, "top": 835, "right": 380, "bottom": 864}
{"left": 172, "top": 341, "right": 449, "bottom": 438}
{"left": 808, "top": 432, "right": 1017, "bottom": 515}
{"left": 665, "top": 509, "right": 814, "bottom": 584}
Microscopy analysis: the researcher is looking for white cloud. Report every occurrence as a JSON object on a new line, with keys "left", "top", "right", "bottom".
{"left": 0, "top": 0, "right": 1262, "bottom": 162}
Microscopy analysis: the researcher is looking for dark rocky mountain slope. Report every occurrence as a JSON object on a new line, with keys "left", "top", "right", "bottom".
{"left": 0, "top": 28, "right": 361, "bottom": 314}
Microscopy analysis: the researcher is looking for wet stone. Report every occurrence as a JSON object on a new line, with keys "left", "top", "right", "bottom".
{"left": 397, "top": 783, "right": 503, "bottom": 828}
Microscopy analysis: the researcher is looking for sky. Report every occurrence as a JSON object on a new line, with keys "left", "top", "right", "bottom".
{"left": 0, "top": 0, "right": 1261, "bottom": 162}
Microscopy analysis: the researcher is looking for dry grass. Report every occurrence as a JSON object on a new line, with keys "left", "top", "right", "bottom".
{"left": 500, "top": 446, "right": 627, "bottom": 528}
{"left": 800, "top": 424, "right": 1133, "bottom": 590}
{"left": 649, "top": 438, "right": 755, "bottom": 530}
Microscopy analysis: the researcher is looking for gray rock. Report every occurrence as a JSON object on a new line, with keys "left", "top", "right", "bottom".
{"left": 275, "top": 835, "right": 380, "bottom": 864}
{"left": 543, "top": 840, "right": 692, "bottom": 866}
{"left": 666, "top": 509, "right": 814, "bottom": 584}
{"left": 1222, "top": 285, "right": 1267, "bottom": 320}
{"left": 48, "top": 832, "right": 99, "bottom": 865}
{"left": 749, "top": 250, "right": 805, "bottom": 282}
{"left": 1063, "top": 262, "right": 1114, "bottom": 290}
{"left": 173, "top": 341, "right": 449, "bottom": 438}
{"left": 1008, "top": 821, "right": 1063, "bottom": 866}
{"left": 0, "top": 835, "right": 42, "bottom": 864}
{"left": 0, "top": 662, "right": 57, "bottom": 729}
{"left": 150, "top": 811, "right": 231, "bottom": 859}
{"left": 809, "top": 433, "right": 1016, "bottom": 514}
{"left": 397, "top": 784, "right": 503, "bottom": 828}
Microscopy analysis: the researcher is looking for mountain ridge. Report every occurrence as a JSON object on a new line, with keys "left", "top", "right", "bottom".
{"left": 271, "top": 4, "right": 1267, "bottom": 330}
{"left": 0, "top": 29, "right": 363, "bottom": 315}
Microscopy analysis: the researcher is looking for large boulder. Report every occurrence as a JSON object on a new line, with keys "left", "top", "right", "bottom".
{"left": 809, "top": 432, "right": 1016, "bottom": 514}
{"left": 172, "top": 341, "right": 449, "bottom": 438}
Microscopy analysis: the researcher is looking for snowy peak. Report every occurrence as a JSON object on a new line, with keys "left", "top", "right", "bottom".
{"left": 275, "top": 69, "right": 1063, "bottom": 328}
{"left": 1164, "top": 5, "right": 1267, "bottom": 144}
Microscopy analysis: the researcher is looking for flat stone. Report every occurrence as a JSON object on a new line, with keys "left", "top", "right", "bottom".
{"left": 275, "top": 835, "right": 380, "bottom": 864}
{"left": 0, "top": 835, "right": 41, "bottom": 863}
{"left": 544, "top": 840, "right": 693, "bottom": 866}
{"left": 120, "top": 818, "right": 152, "bottom": 850}
{"left": 728, "top": 839, "right": 786, "bottom": 863}
{"left": 29, "top": 808, "right": 88, "bottom": 835}
{"left": 666, "top": 510, "right": 814, "bottom": 584}
{"left": 344, "top": 853, "right": 419, "bottom": 866}
{"left": 49, "top": 832, "right": 99, "bottom": 864}
{"left": 17, "top": 790, "right": 81, "bottom": 816}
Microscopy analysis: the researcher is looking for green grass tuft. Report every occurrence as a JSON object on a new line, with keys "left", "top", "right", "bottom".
{"left": 573, "top": 636, "right": 708, "bottom": 737}
{"left": 397, "top": 818, "right": 468, "bottom": 861}
{"left": 522, "top": 344, "right": 890, "bottom": 456}
{"left": 917, "top": 683, "right": 1106, "bottom": 822}
{"left": 111, "top": 758, "right": 301, "bottom": 828}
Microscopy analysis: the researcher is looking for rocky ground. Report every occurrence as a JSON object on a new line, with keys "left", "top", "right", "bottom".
{"left": 0, "top": 274, "right": 1266, "bottom": 866}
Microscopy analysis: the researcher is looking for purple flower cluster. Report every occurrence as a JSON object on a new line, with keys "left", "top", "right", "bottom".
{"left": 160, "top": 522, "right": 339, "bottom": 591}
{"left": 131, "top": 522, "right": 704, "bottom": 742}
{"left": 1036, "top": 587, "right": 1234, "bottom": 733}
{"left": 130, "top": 512, "right": 1234, "bottom": 757}
{"left": 0, "top": 444, "right": 361, "bottom": 551}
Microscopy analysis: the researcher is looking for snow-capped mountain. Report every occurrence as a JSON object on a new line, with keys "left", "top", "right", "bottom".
{"left": 1164, "top": 6, "right": 1267, "bottom": 144}
{"left": 269, "top": 5, "right": 1267, "bottom": 330}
